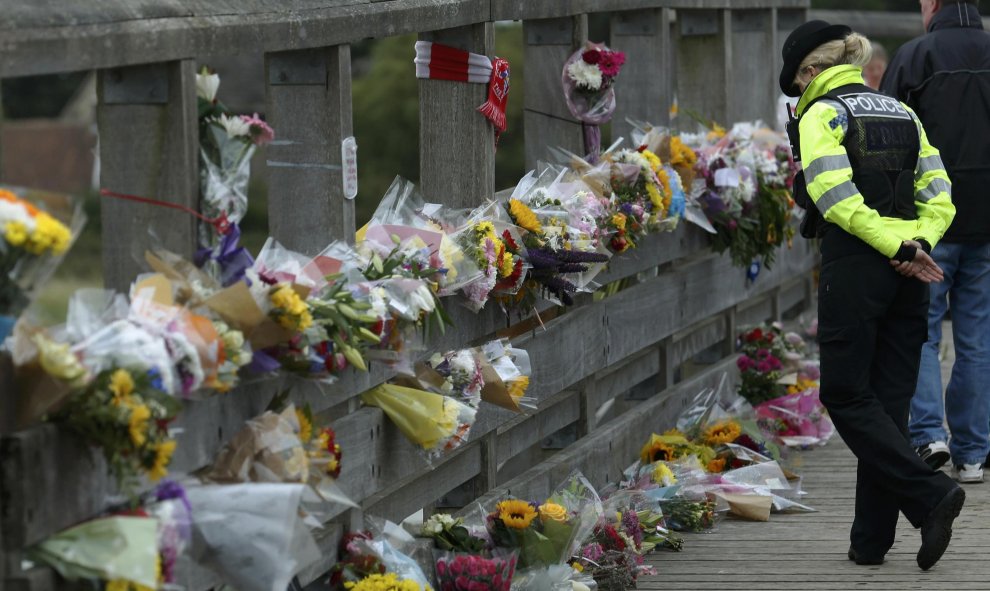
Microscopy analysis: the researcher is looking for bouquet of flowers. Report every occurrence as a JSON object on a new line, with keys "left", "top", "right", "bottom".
{"left": 562, "top": 42, "right": 626, "bottom": 159}
{"left": 55, "top": 366, "right": 181, "bottom": 494}
{"left": 605, "top": 148, "right": 677, "bottom": 249}
{"left": 196, "top": 68, "right": 274, "bottom": 248}
{"left": 754, "top": 381, "right": 833, "bottom": 447}
{"left": 687, "top": 122, "right": 797, "bottom": 270}
{"left": 736, "top": 324, "right": 802, "bottom": 405}
{"left": 479, "top": 339, "right": 534, "bottom": 412}
{"left": 345, "top": 573, "right": 432, "bottom": 591}
{"left": 656, "top": 494, "right": 719, "bottom": 533}
{"left": 456, "top": 202, "right": 529, "bottom": 312}
{"left": 332, "top": 519, "right": 435, "bottom": 591}
{"left": 0, "top": 186, "right": 81, "bottom": 341}
{"left": 360, "top": 382, "right": 476, "bottom": 460}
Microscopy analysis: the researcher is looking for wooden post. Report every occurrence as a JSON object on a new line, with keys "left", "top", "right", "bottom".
{"left": 727, "top": 9, "right": 777, "bottom": 126}
{"left": 265, "top": 45, "right": 355, "bottom": 253}
{"left": 522, "top": 16, "right": 587, "bottom": 170}
{"left": 97, "top": 60, "right": 198, "bottom": 292}
{"left": 775, "top": 7, "right": 809, "bottom": 122}
{"left": 419, "top": 24, "right": 495, "bottom": 208}
{"left": 610, "top": 8, "right": 673, "bottom": 143}
{"left": 675, "top": 9, "right": 731, "bottom": 126}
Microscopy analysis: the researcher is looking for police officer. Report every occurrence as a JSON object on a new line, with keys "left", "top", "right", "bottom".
{"left": 781, "top": 21, "right": 962, "bottom": 569}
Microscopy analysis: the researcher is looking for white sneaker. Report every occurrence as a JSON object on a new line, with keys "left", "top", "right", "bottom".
{"left": 953, "top": 463, "right": 984, "bottom": 483}
{"left": 916, "top": 441, "right": 951, "bottom": 469}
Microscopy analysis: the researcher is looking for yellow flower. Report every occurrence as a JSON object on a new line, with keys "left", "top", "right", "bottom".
{"left": 4, "top": 221, "right": 28, "bottom": 247}
{"left": 475, "top": 221, "right": 496, "bottom": 237}
{"left": 497, "top": 499, "right": 538, "bottom": 529}
{"left": 539, "top": 502, "right": 568, "bottom": 522}
{"left": 670, "top": 137, "right": 697, "bottom": 167}
{"left": 611, "top": 213, "right": 627, "bottom": 231}
{"left": 499, "top": 248, "right": 515, "bottom": 278}
{"left": 148, "top": 439, "right": 177, "bottom": 481}
{"left": 508, "top": 376, "right": 529, "bottom": 402}
{"left": 707, "top": 123, "right": 727, "bottom": 141}
{"left": 707, "top": 457, "right": 727, "bottom": 473}
{"left": 640, "top": 434, "right": 677, "bottom": 463}
{"left": 33, "top": 334, "right": 87, "bottom": 387}
{"left": 788, "top": 378, "right": 818, "bottom": 395}
{"left": 656, "top": 167, "right": 672, "bottom": 210}
{"left": 572, "top": 561, "right": 585, "bottom": 573}
{"left": 344, "top": 573, "right": 429, "bottom": 591}
{"left": 703, "top": 420, "right": 742, "bottom": 446}
{"left": 296, "top": 408, "right": 313, "bottom": 443}
{"left": 270, "top": 284, "right": 313, "bottom": 331}
{"left": 127, "top": 403, "right": 151, "bottom": 447}
{"left": 641, "top": 149, "right": 663, "bottom": 173}
{"left": 105, "top": 579, "right": 130, "bottom": 591}
{"left": 652, "top": 462, "right": 677, "bottom": 486}
{"left": 663, "top": 427, "right": 685, "bottom": 438}
{"left": 508, "top": 199, "right": 543, "bottom": 234}
{"left": 646, "top": 182, "right": 664, "bottom": 213}
{"left": 109, "top": 369, "right": 135, "bottom": 404}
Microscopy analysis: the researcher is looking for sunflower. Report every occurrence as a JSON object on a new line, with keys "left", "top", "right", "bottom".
{"left": 703, "top": 420, "right": 742, "bottom": 446}
{"left": 706, "top": 457, "right": 727, "bottom": 473}
{"left": 508, "top": 199, "right": 543, "bottom": 234}
{"left": 640, "top": 434, "right": 677, "bottom": 463}
{"left": 148, "top": 439, "right": 177, "bottom": 482}
{"left": 497, "top": 499, "right": 538, "bottom": 529}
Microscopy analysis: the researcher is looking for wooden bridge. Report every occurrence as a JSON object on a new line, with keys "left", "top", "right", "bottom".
{"left": 0, "top": 0, "right": 859, "bottom": 589}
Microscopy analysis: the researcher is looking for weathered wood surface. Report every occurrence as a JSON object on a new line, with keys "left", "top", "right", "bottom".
{"left": 522, "top": 15, "right": 587, "bottom": 171}
{"left": 610, "top": 8, "right": 673, "bottom": 143}
{"left": 727, "top": 9, "right": 776, "bottom": 126}
{"left": 419, "top": 23, "right": 495, "bottom": 207}
{"left": 265, "top": 45, "right": 356, "bottom": 254}
{"left": 97, "top": 60, "right": 198, "bottom": 293}
{"left": 639, "top": 434, "right": 990, "bottom": 589}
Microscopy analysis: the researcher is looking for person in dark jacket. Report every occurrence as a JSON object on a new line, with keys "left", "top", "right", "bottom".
{"left": 881, "top": 0, "right": 990, "bottom": 484}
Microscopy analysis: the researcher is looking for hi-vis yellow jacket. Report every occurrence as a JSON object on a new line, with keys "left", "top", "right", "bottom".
{"left": 796, "top": 65, "right": 955, "bottom": 257}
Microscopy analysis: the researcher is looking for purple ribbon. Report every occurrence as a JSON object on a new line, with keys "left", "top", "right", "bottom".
{"left": 195, "top": 223, "right": 255, "bottom": 287}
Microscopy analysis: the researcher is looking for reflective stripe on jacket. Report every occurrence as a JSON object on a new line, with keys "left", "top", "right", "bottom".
{"left": 796, "top": 65, "right": 955, "bottom": 257}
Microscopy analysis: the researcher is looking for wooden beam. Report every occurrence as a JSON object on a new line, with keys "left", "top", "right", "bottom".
{"left": 522, "top": 15, "right": 587, "bottom": 170}
{"left": 418, "top": 23, "right": 496, "bottom": 206}
{"left": 265, "top": 45, "right": 356, "bottom": 253}
{"left": 610, "top": 8, "right": 673, "bottom": 142}
{"left": 97, "top": 60, "right": 198, "bottom": 292}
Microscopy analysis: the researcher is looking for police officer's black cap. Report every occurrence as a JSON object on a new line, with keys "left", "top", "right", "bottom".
{"left": 779, "top": 20, "right": 852, "bottom": 97}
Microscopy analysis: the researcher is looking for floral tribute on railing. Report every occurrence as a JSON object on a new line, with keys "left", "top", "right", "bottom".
{"left": 678, "top": 121, "right": 798, "bottom": 274}
{"left": 0, "top": 186, "right": 82, "bottom": 341}
{"left": 3, "top": 67, "right": 814, "bottom": 591}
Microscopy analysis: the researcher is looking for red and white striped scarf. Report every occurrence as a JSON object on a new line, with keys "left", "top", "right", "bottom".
{"left": 414, "top": 41, "right": 510, "bottom": 140}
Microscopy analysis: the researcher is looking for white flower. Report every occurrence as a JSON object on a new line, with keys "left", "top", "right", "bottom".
{"left": 366, "top": 286, "right": 390, "bottom": 319}
{"left": 408, "top": 284, "right": 436, "bottom": 316}
{"left": 213, "top": 113, "right": 251, "bottom": 139}
{"left": 567, "top": 60, "right": 603, "bottom": 91}
{"left": 196, "top": 72, "right": 220, "bottom": 102}
{"left": 0, "top": 198, "right": 36, "bottom": 232}
{"left": 450, "top": 350, "right": 477, "bottom": 377}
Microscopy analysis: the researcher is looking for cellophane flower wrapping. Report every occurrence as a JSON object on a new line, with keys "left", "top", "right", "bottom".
{"left": 683, "top": 122, "right": 797, "bottom": 269}
{"left": 0, "top": 186, "right": 84, "bottom": 340}
{"left": 509, "top": 564, "right": 597, "bottom": 591}
{"left": 146, "top": 490, "right": 194, "bottom": 585}
{"left": 434, "top": 548, "right": 518, "bottom": 591}
{"left": 561, "top": 43, "right": 624, "bottom": 159}
{"left": 574, "top": 491, "right": 660, "bottom": 590}
{"left": 456, "top": 201, "right": 531, "bottom": 312}
{"left": 360, "top": 383, "right": 476, "bottom": 460}
{"left": 27, "top": 516, "right": 160, "bottom": 588}
{"left": 184, "top": 482, "right": 319, "bottom": 591}
{"left": 755, "top": 387, "right": 834, "bottom": 448}
{"left": 362, "top": 176, "right": 482, "bottom": 296}
{"left": 348, "top": 518, "right": 435, "bottom": 591}
{"left": 197, "top": 69, "right": 274, "bottom": 249}
{"left": 479, "top": 339, "right": 535, "bottom": 412}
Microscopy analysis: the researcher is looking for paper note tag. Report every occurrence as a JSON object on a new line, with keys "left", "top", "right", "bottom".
{"left": 341, "top": 136, "right": 358, "bottom": 200}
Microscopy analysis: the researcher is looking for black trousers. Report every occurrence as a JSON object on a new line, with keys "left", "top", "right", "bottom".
{"left": 817, "top": 229, "right": 956, "bottom": 557}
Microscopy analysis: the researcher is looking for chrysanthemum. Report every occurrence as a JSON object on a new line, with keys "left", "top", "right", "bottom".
{"left": 295, "top": 408, "right": 313, "bottom": 443}
{"left": 706, "top": 457, "right": 727, "bottom": 473}
{"left": 703, "top": 420, "right": 742, "bottom": 446}
{"left": 497, "top": 499, "right": 538, "bottom": 529}
{"left": 109, "top": 369, "right": 135, "bottom": 404}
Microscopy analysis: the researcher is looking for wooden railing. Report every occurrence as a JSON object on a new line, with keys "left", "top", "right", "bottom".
{"left": 0, "top": 1, "right": 812, "bottom": 589}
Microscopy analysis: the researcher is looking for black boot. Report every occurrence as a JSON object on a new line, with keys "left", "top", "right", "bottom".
{"left": 917, "top": 486, "right": 966, "bottom": 570}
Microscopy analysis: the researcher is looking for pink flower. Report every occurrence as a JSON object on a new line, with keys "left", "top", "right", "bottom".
{"left": 599, "top": 50, "right": 626, "bottom": 77}
{"left": 756, "top": 360, "right": 772, "bottom": 373}
{"left": 728, "top": 219, "right": 738, "bottom": 230}
{"left": 767, "top": 355, "right": 782, "bottom": 370}
{"left": 736, "top": 355, "right": 755, "bottom": 372}
{"left": 240, "top": 113, "right": 275, "bottom": 145}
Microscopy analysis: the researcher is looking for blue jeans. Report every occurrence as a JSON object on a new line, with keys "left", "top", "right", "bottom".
{"left": 0, "top": 315, "right": 14, "bottom": 343}
{"left": 909, "top": 242, "right": 990, "bottom": 465}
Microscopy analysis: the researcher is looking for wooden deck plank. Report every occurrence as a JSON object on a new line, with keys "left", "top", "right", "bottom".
{"left": 641, "top": 433, "right": 989, "bottom": 588}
